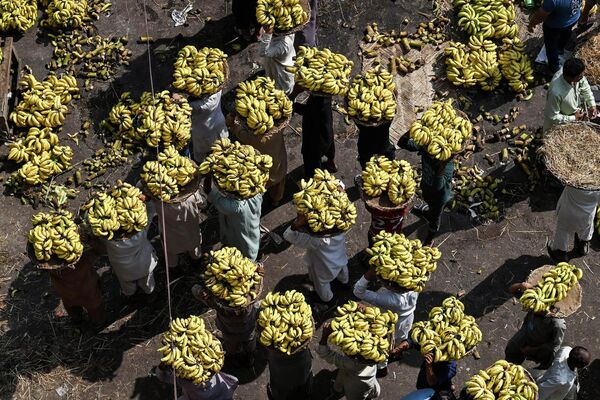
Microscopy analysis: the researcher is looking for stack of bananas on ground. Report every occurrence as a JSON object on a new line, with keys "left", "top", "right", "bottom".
{"left": 328, "top": 301, "right": 397, "bottom": 363}
{"left": 498, "top": 38, "right": 534, "bottom": 94}
{"left": 158, "top": 316, "right": 224, "bottom": 385}
{"left": 411, "top": 296, "right": 482, "bottom": 361}
{"left": 409, "top": 100, "right": 472, "bottom": 161}
{"left": 520, "top": 262, "right": 583, "bottom": 314}
{"left": 11, "top": 74, "right": 79, "bottom": 128}
{"left": 452, "top": 164, "right": 502, "bottom": 221}
{"left": 28, "top": 211, "right": 83, "bottom": 263}
{"left": 235, "top": 77, "right": 293, "bottom": 136}
{"left": 465, "top": 360, "right": 538, "bottom": 400}
{"left": 288, "top": 46, "right": 353, "bottom": 95}
{"left": 346, "top": 66, "right": 396, "bottom": 123}
{"left": 445, "top": 37, "right": 502, "bottom": 91}
{"left": 361, "top": 156, "right": 416, "bottom": 206}
{"left": 203, "top": 247, "right": 262, "bottom": 308}
{"left": 173, "top": 46, "right": 228, "bottom": 97}
{"left": 108, "top": 91, "right": 192, "bottom": 150}
{"left": 367, "top": 231, "right": 441, "bottom": 292}
{"left": 83, "top": 181, "right": 148, "bottom": 240}
{"left": 293, "top": 168, "right": 357, "bottom": 233}
{"left": 258, "top": 290, "right": 314, "bottom": 354}
{"left": 199, "top": 138, "right": 272, "bottom": 198}
{"left": 40, "top": 0, "right": 89, "bottom": 29}
{"left": 0, "top": 0, "right": 38, "bottom": 32}
{"left": 141, "top": 146, "right": 197, "bottom": 201}
{"left": 256, "top": 0, "right": 308, "bottom": 32}
{"left": 455, "top": 0, "right": 518, "bottom": 39}
{"left": 7, "top": 127, "right": 73, "bottom": 186}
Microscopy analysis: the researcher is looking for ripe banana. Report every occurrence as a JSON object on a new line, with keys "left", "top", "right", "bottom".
{"left": 455, "top": 0, "right": 518, "bottom": 40}
{"left": 361, "top": 156, "right": 416, "bottom": 206}
{"left": 520, "top": 262, "right": 583, "bottom": 314}
{"left": 173, "top": 46, "right": 228, "bottom": 97}
{"left": 498, "top": 37, "right": 534, "bottom": 94}
{"left": 28, "top": 211, "right": 83, "bottom": 263}
{"left": 40, "top": 0, "right": 88, "bottom": 29}
{"left": 445, "top": 38, "right": 502, "bottom": 91}
{"left": 141, "top": 146, "right": 197, "bottom": 201}
{"left": 0, "top": 0, "right": 38, "bottom": 32}
{"left": 256, "top": 0, "right": 308, "bottom": 31}
{"left": 464, "top": 360, "right": 538, "bottom": 400}
{"left": 288, "top": 46, "right": 354, "bottom": 96}
{"left": 346, "top": 65, "right": 396, "bottom": 123}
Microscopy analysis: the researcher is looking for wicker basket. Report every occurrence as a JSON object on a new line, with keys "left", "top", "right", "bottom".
{"left": 233, "top": 111, "right": 291, "bottom": 143}
{"left": 525, "top": 265, "right": 582, "bottom": 318}
{"left": 272, "top": 0, "right": 312, "bottom": 36}
{"left": 27, "top": 241, "right": 81, "bottom": 271}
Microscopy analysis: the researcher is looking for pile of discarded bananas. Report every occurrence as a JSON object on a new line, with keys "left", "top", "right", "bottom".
{"left": 108, "top": 91, "right": 192, "bottom": 150}
{"left": 235, "top": 77, "right": 293, "bottom": 136}
{"left": 288, "top": 46, "right": 353, "bottom": 95}
{"left": 28, "top": 211, "right": 83, "bottom": 263}
{"left": 40, "top": 0, "right": 89, "bottom": 29}
{"left": 203, "top": 247, "right": 262, "bottom": 308}
{"left": 328, "top": 301, "right": 397, "bottom": 363}
{"left": 452, "top": 164, "right": 502, "bottom": 221}
{"left": 363, "top": 20, "right": 447, "bottom": 49}
{"left": 498, "top": 38, "right": 535, "bottom": 94}
{"left": 411, "top": 296, "right": 482, "bottom": 361}
{"left": 346, "top": 66, "right": 396, "bottom": 123}
{"left": 7, "top": 127, "right": 73, "bottom": 186}
{"left": 256, "top": 0, "right": 308, "bottom": 32}
{"left": 361, "top": 156, "right": 416, "bottom": 206}
{"left": 11, "top": 74, "right": 79, "bottom": 128}
{"left": 409, "top": 100, "right": 472, "bottom": 161}
{"left": 199, "top": 138, "right": 272, "bottom": 198}
{"left": 455, "top": 0, "right": 518, "bottom": 40}
{"left": 367, "top": 231, "right": 441, "bottom": 292}
{"left": 293, "top": 168, "right": 357, "bottom": 233}
{"left": 158, "top": 316, "right": 224, "bottom": 385}
{"left": 258, "top": 290, "right": 314, "bottom": 354}
{"left": 141, "top": 146, "right": 197, "bottom": 201}
{"left": 520, "top": 262, "right": 583, "bottom": 314}
{"left": 173, "top": 46, "right": 228, "bottom": 97}
{"left": 445, "top": 37, "right": 502, "bottom": 91}
{"left": 0, "top": 0, "right": 38, "bottom": 32}
{"left": 465, "top": 360, "right": 538, "bottom": 400}
{"left": 83, "top": 181, "right": 148, "bottom": 240}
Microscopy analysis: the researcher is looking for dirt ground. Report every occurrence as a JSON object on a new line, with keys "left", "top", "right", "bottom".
{"left": 1, "top": 0, "right": 600, "bottom": 399}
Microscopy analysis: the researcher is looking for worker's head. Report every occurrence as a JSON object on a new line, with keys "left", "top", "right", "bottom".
{"left": 562, "top": 58, "right": 586, "bottom": 83}
{"left": 567, "top": 346, "right": 591, "bottom": 371}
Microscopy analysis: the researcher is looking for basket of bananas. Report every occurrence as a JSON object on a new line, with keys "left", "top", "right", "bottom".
{"left": 234, "top": 77, "right": 293, "bottom": 139}
{"left": 328, "top": 301, "right": 397, "bottom": 363}
{"left": 359, "top": 156, "right": 416, "bottom": 210}
{"left": 258, "top": 290, "right": 314, "bottom": 355}
{"left": 158, "top": 316, "right": 225, "bottom": 385}
{"left": 411, "top": 296, "right": 482, "bottom": 362}
{"left": 463, "top": 360, "right": 539, "bottom": 400}
{"left": 256, "top": 0, "right": 311, "bottom": 36}
{"left": 82, "top": 181, "right": 148, "bottom": 241}
{"left": 0, "top": 0, "right": 38, "bottom": 33}
{"left": 288, "top": 46, "right": 354, "bottom": 96}
{"left": 140, "top": 146, "right": 200, "bottom": 203}
{"left": 201, "top": 247, "right": 263, "bottom": 311}
{"left": 367, "top": 231, "right": 441, "bottom": 292}
{"left": 346, "top": 66, "right": 397, "bottom": 127}
{"left": 293, "top": 168, "right": 357, "bottom": 235}
{"left": 172, "top": 46, "right": 229, "bottom": 98}
{"left": 199, "top": 138, "right": 272, "bottom": 199}
{"left": 408, "top": 100, "right": 473, "bottom": 161}
{"left": 520, "top": 263, "right": 583, "bottom": 318}
{"left": 26, "top": 211, "right": 84, "bottom": 270}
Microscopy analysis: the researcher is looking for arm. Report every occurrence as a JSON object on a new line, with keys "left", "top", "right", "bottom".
{"left": 579, "top": 77, "right": 597, "bottom": 116}
{"left": 508, "top": 282, "right": 534, "bottom": 298}
{"left": 316, "top": 322, "right": 359, "bottom": 370}
{"left": 546, "top": 92, "right": 578, "bottom": 126}
{"left": 398, "top": 134, "right": 420, "bottom": 152}
{"left": 208, "top": 190, "right": 244, "bottom": 215}
{"left": 528, "top": 5, "right": 551, "bottom": 32}
{"left": 259, "top": 32, "right": 292, "bottom": 59}
{"left": 423, "top": 354, "right": 438, "bottom": 386}
{"left": 283, "top": 225, "right": 323, "bottom": 250}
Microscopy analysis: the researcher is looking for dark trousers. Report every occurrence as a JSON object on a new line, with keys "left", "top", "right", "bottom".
{"left": 303, "top": 140, "right": 335, "bottom": 177}
{"left": 422, "top": 186, "right": 449, "bottom": 233}
{"left": 543, "top": 23, "right": 575, "bottom": 73}
{"left": 357, "top": 123, "right": 395, "bottom": 169}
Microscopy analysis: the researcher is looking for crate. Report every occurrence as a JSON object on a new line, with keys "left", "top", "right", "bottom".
{"left": 0, "top": 37, "right": 20, "bottom": 141}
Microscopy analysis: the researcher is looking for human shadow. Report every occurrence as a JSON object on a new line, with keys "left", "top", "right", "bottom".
{"left": 579, "top": 358, "right": 600, "bottom": 400}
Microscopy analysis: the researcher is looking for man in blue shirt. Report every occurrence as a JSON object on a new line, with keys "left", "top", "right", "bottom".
{"left": 528, "top": 0, "right": 582, "bottom": 74}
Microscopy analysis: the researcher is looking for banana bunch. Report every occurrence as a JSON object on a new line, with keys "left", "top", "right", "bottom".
{"left": 173, "top": 46, "right": 228, "bottom": 97}
{"left": 520, "top": 262, "right": 583, "bottom": 314}
{"left": 293, "top": 168, "right": 357, "bottom": 233}
{"left": 328, "top": 301, "right": 398, "bottom": 363}
{"left": 7, "top": 127, "right": 73, "bottom": 186}
{"left": 596, "top": 206, "right": 600, "bottom": 234}
{"left": 40, "top": 0, "right": 88, "bottom": 29}
{"left": 288, "top": 46, "right": 354, "bottom": 96}
{"left": 108, "top": 91, "right": 192, "bottom": 150}
{"left": 445, "top": 38, "right": 502, "bottom": 91}
{"left": 452, "top": 164, "right": 502, "bottom": 221}
{"left": 141, "top": 146, "right": 197, "bottom": 201}
{"left": 235, "top": 77, "right": 293, "bottom": 136}
{"left": 498, "top": 38, "right": 534, "bottom": 94}
{"left": 203, "top": 247, "right": 262, "bottom": 308}
{"left": 0, "top": 47, "right": 3, "bottom": 65}
{"left": 82, "top": 181, "right": 148, "bottom": 240}
{"left": 367, "top": 231, "right": 440, "bottom": 292}
{"left": 28, "top": 211, "right": 83, "bottom": 263}
{"left": 258, "top": 290, "right": 314, "bottom": 354}
{"left": 361, "top": 156, "right": 416, "bottom": 206}
{"left": 346, "top": 66, "right": 396, "bottom": 123}
{"left": 158, "top": 316, "right": 224, "bottom": 385}
{"left": 465, "top": 360, "right": 538, "bottom": 400}
{"left": 199, "top": 138, "right": 272, "bottom": 198}
{"left": 256, "top": 0, "right": 308, "bottom": 31}
{"left": 411, "top": 296, "right": 482, "bottom": 362}
{"left": 10, "top": 74, "right": 79, "bottom": 128}
{"left": 455, "top": 0, "right": 518, "bottom": 40}
{"left": 0, "top": 0, "right": 37, "bottom": 32}
{"left": 409, "top": 100, "right": 472, "bottom": 161}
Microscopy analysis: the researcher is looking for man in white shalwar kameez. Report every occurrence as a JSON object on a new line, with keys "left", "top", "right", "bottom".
{"left": 537, "top": 346, "right": 590, "bottom": 400}
{"left": 259, "top": 29, "right": 295, "bottom": 95}
{"left": 189, "top": 91, "right": 229, "bottom": 163}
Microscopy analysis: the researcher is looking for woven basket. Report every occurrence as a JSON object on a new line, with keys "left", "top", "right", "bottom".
{"left": 525, "top": 265, "right": 582, "bottom": 318}
{"left": 272, "top": 0, "right": 312, "bottom": 36}
{"left": 233, "top": 111, "right": 291, "bottom": 143}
